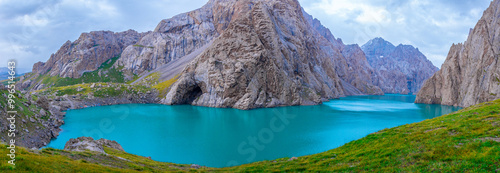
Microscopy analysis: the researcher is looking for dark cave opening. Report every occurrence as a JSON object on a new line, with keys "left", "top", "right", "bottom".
{"left": 186, "top": 84, "right": 203, "bottom": 104}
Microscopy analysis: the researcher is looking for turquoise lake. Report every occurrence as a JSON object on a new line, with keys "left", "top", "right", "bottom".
{"left": 46, "top": 94, "right": 461, "bottom": 168}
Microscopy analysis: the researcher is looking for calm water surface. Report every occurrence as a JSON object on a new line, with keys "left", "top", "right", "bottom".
{"left": 47, "top": 94, "right": 461, "bottom": 167}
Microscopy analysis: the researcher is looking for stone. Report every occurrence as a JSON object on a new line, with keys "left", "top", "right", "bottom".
{"left": 289, "top": 157, "right": 298, "bottom": 161}
{"left": 96, "top": 138, "right": 125, "bottom": 152}
{"left": 64, "top": 137, "right": 105, "bottom": 153}
{"left": 190, "top": 164, "right": 201, "bottom": 169}
{"left": 64, "top": 137, "right": 125, "bottom": 154}
{"left": 40, "top": 109, "right": 47, "bottom": 116}
{"left": 416, "top": 0, "right": 500, "bottom": 107}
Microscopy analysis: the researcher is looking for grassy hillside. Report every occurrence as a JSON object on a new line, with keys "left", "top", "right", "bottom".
{"left": 34, "top": 83, "right": 154, "bottom": 99}
{"left": 222, "top": 100, "right": 500, "bottom": 172}
{"left": 1, "top": 99, "right": 499, "bottom": 172}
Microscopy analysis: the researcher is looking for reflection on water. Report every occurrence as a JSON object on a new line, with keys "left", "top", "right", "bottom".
{"left": 47, "top": 94, "right": 461, "bottom": 168}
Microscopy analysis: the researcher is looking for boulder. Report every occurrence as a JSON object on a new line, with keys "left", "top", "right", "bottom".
{"left": 64, "top": 137, "right": 125, "bottom": 154}
{"left": 190, "top": 164, "right": 201, "bottom": 169}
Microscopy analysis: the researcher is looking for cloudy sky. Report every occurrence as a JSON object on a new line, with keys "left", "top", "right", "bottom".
{"left": 0, "top": 0, "right": 492, "bottom": 72}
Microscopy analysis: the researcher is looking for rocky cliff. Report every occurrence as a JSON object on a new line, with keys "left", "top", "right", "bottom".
{"left": 339, "top": 44, "right": 383, "bottom": 95}
{"left": 415, "top": 0, "right": 500, "bottom": 107}
{"left": 162, "top": 0, "right": 352, "bottom": 109}
{"left": 114, "top": 2, "right": 222, "bottom": 75}
{"left": 362, "top": 38, "right": 439, "bottom": 94}
{"left": 302, "top": 11, "right": 383, "bottom": 96}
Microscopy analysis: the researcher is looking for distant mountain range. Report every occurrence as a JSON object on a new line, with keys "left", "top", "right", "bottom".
{"left": 0, "top": 67, "right": 8, "bottom": 80}
{"left": 361, "top": 38, "right": 439, "bottom": 94}
{"left": 0, "top": 67, "right": 28, "bottom": 80}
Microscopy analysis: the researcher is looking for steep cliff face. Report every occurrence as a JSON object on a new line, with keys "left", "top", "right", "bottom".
{"left": 362, "top": 38, "right": 439, "bottom": 94}
{"left": 162, "top": 0, "right": 348, "bottom": 109}
{"left": 115, "top": 2, "right": 221, "bottom": 75}
{"left": 340, "top": 45, "right": 383, "bottom": 95}
{"left": 416, "top": 0, "right": 500, "bottom": 107}
{"left": 32, "top": 30, "right": 145, "bottom": 78}
{"left": 302, "top": 11, "right": 383, "bottom": 96}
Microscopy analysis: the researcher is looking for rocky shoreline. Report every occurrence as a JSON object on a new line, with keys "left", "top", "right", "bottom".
{"left": 0, "top": 83, "right": 159, "bottom": 149}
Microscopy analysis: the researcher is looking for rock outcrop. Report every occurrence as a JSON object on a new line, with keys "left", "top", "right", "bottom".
{"left": 0, "top": 90, "right": 61, "bottom": 149}
{"left": 64, "top": 137, "right": 124, "bottom": 153}
{"left": 362, "top": 37, "right": 439, "bottom": 94}
{"left": 32, "top": 30, "right": 145, "bottom": 78}
{"left": 162, "top": 0, "right": 351, "bottom": 109}
{"left": 415, "top": 0, "right": 500, "bottom": 107}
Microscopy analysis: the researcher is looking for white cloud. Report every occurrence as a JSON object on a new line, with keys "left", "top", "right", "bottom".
{"left": 307, "top": 0, "right": 391, "bottom": 24}
{"left": 60, "top": 0, "right": 119, "bottom": 18}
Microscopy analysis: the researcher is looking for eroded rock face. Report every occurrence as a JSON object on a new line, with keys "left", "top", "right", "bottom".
{"left": 115, "top": 4, "right": 218, "bottom": 75}
{"left": 162, "top": 0, "right": 347, "bottom": 109}
{"left": 416, "top": 0, "right": 500, "bottom": 107}
{"left": 362, "top": 37, "right": 439, "bottom": 94}
{"left": 302, "top": 10, "right": 383, "bottom": 96}
{"left": 115, "top": 0, "right": 240, "bottom": 75}
{"left": 33, "top": 30, "right": 145, "bottom": 78}
{"left": 340, "top": 45, "right": 383, "bottom": 95}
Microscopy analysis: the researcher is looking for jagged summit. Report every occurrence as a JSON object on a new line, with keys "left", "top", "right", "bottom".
{"left": 361, "top": 37, "right": 439, "bottom": 94}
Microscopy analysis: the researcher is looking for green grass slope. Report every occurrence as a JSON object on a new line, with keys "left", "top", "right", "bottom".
{"left": 1, "top": 99, "right": 499, "bottom": 172}
{"left": 21, "top": 56, "right": 129, "bottom": 91}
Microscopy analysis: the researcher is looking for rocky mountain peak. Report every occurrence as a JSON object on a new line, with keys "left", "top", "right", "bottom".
{"left": 361, "top": 37, "right": 438, "bottom": 94}
{"left": 361, "top": 37, "right": 396, "bottom": 64}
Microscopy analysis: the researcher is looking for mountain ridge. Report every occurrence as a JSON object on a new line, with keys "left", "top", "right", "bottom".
{"left": 361, "top": 37, "right": 439, "bottom": 94}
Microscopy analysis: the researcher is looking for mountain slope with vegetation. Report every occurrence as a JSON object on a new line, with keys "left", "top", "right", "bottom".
{"left": 1, "top": 99, "right": 498, "bottom": 172}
